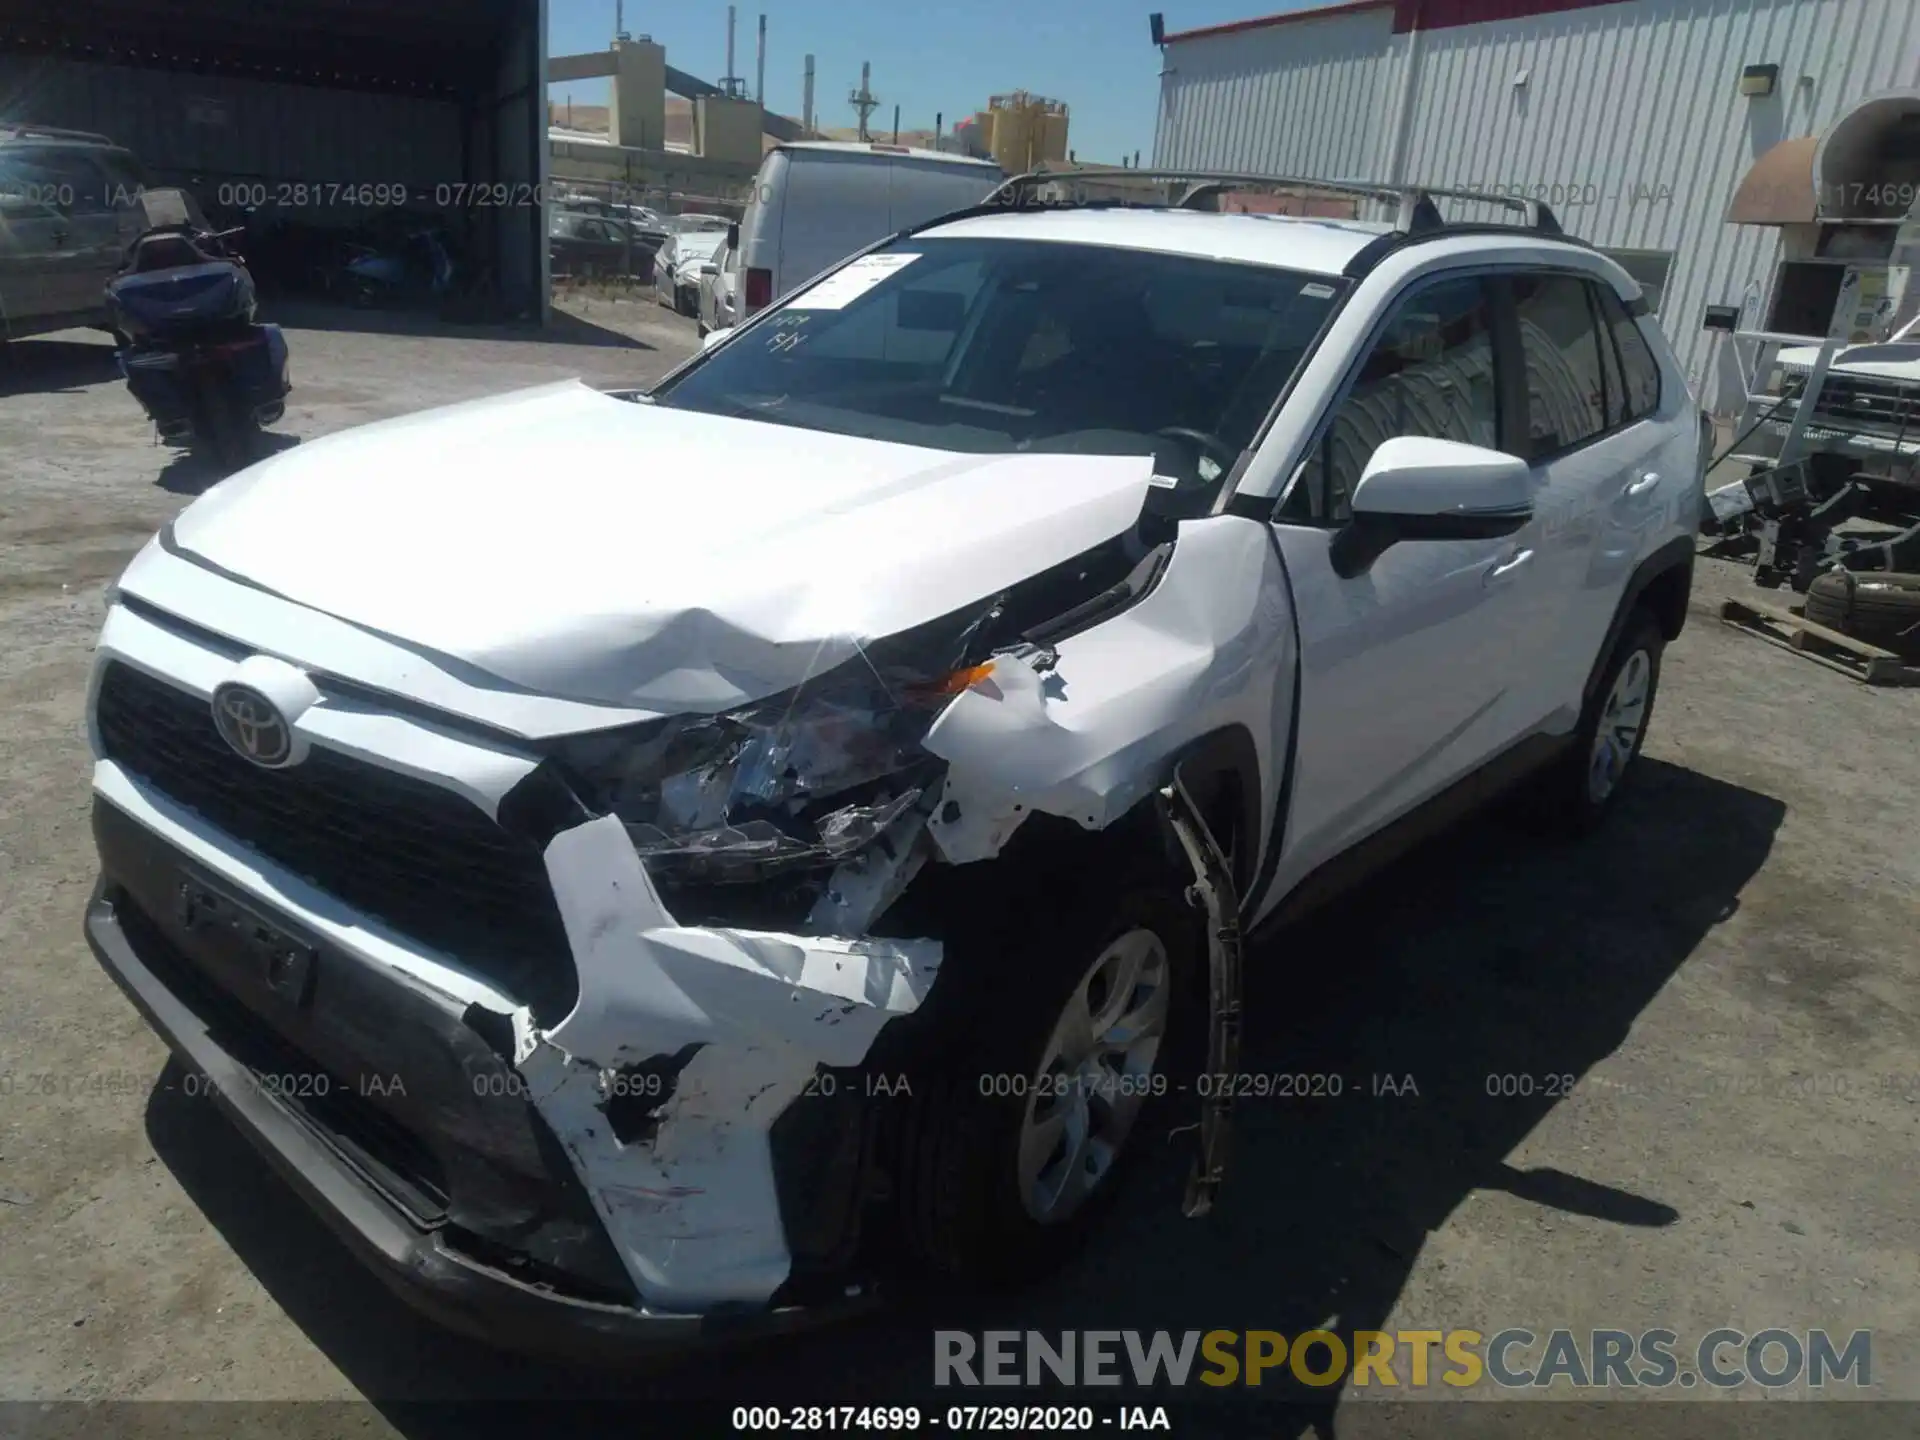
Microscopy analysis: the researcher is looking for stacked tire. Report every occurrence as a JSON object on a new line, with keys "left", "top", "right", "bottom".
{"left": 1804, "top": 571, "right": 1920, "bottom": 658}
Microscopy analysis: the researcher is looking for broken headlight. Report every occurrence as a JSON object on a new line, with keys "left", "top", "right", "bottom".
{"left": 553, "top": 658, "right": 980, "bottom": 885}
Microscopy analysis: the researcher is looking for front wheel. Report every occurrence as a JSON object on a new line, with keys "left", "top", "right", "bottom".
{"left": 891, "top": 872, "right": 1198, "bottom": 1288}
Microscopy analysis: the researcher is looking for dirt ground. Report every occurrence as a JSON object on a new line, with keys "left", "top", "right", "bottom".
{"left": 0, "top": 307, "right": 1916, "bottom": 1436}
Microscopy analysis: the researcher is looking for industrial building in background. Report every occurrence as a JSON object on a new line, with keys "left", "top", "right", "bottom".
{"left": 548, "top": 8, "right": 818, "bottom": 209}
{"left": 1150, "top": 0, "right": 1920, "bottom": 416}
{"left": 941, "top": 92, "right": 1071, "bottom": 169}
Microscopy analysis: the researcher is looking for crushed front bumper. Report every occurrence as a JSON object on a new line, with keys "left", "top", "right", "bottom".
{"left": 84, "top": 798, "right": 877, "bottom": 1359}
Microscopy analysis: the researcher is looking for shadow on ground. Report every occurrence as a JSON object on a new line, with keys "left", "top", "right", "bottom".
{"left": 262, "top": 299, "right": 655, "bottom": 349}
{"left": 142, "top": 757, "right": 1784, "bottom": 1433}
{"left": 153, "top": 433, "right": 302, "bottom": 496}
{"left": 0, "top": 336, "right": 121, "bottom": 396}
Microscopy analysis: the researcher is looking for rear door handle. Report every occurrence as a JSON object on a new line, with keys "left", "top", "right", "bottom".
{"left": 1624, "top": 471, "right": 1661, "bottom": 498}
{"left": 1485, "top": 548, "right": 1534, "bottom": 585}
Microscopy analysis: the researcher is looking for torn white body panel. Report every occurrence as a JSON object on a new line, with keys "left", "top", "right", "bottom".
{"left": 520, "top": 815, "right": 941, "bottom": 1311}
{"left": 159, "top": 381, "right": 1160, "bottom": 715}
{"left": 924, "top": 515, "right": 1296, "bottom": 882}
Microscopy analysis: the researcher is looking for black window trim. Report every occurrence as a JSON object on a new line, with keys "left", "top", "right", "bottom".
{"left": 1269, "top": 266, "right": 1507, "bottom": 529}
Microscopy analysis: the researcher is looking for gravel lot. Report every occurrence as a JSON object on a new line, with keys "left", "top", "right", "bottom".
{"left": 1, "top": 306, "right": 1916, "bottom": 1435}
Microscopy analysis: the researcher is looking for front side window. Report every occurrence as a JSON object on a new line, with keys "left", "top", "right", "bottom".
{"left": 1285, "top": 275, "right": 1499, "bottom": 523}
{"left": 651, "top": 236, "right": 1346, "bottom": 501}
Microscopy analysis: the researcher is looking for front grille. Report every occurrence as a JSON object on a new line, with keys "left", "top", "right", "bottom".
{"left": 95, "top": 661, "right": 577, "bottom": 1019}
{"left": 1816, "top": 378, "right": 1920, "bottom": 436}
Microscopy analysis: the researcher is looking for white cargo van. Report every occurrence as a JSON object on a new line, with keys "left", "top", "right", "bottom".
{"left": 729, "top": 142, "right": 1003, "bottom": 321}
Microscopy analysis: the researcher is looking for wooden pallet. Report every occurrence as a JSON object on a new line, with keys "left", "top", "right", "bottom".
{"left": 1718, "top": 595, "right": 1920, "bottom": 686}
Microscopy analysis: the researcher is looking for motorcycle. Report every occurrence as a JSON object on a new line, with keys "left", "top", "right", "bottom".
{"left": 330, "top": 222, "right": 457, "bottom": 307}
{"left": 105, "top": 189, "right": 291, "bottom": 469}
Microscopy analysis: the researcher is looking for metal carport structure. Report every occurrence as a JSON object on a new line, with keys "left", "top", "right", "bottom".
{"left": 0, "top": 0, "right": 550, "bottom": 319}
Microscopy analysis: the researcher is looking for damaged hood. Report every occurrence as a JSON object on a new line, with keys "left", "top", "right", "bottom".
{"left": 163, "top": 380, "right": 1155, "bottom": 713}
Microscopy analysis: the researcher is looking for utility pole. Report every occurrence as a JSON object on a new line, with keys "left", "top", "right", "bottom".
{"left": 891, "top": 104, "right": 900, "bottom": 145}
{"left": 849, "top": 61, "right": 878, "bottom": 142}
{"left": 756, "top": 14, "right": 767, "bottom": 106}
{"left": 722, "top": 6, "right": 743, "bottom": 99}
{"left": 803, "top": 54, "right": 816, "bottom": 134}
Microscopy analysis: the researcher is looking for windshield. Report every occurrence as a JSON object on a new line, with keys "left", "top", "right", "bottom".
{"left": 651, "top": 236, "right": 1346, "bottom": 489}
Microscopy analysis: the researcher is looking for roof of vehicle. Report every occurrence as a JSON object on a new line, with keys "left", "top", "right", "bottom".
{"left": 918, "top": 207, "right": 1398, "bottom": 275}
{"left": 0, "top": 124, "right": 125, "bottom": 150}
{"left": 774, "top": 140, "right": 1001, "bottom": 169}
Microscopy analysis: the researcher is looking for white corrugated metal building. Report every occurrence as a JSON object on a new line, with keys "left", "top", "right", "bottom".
{"left": 1152, "top": 0, "right": 1920, "bottom": 415}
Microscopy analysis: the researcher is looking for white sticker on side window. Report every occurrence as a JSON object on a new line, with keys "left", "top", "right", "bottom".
{"left": 1301, "top": 282, "right": 1336, "bottom": 298}
{"left": 786, "top": 253, "right": 922, "bottom": 309}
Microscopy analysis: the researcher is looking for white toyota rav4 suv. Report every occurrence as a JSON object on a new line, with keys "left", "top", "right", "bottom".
{"left": 84, "top": 172, "right": 1703, "bottom": 1355}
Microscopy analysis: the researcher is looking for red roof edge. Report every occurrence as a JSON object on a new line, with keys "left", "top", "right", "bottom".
{"left": 1160, "top": 0, "right": 1394, "bottom": 44}
{"left": 1162, "top": 0, "right": 1635, "bottom": 43}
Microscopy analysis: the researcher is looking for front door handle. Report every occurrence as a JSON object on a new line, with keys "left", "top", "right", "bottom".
{"left": 1624, "top": 471, "right": 1661, "bottom": 498}
{"left": 1485, "top": 548, "right": 1534, "bottom": 586}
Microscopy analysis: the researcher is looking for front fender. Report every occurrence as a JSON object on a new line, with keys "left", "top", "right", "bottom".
{"left": 921, "top": 515, "right": 1296, "bottom": 889}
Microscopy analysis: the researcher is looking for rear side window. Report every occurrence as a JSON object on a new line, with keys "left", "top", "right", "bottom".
{"left": 1595, "top": 284, "right": 1661, "bottom": 422}
{"left": 1512, "top": 273, "right": 1611, "bottom": 458}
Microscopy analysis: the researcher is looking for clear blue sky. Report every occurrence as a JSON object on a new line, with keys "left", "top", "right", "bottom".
{"left": 546, "top": 0, "right": 1308, "bottom": 163}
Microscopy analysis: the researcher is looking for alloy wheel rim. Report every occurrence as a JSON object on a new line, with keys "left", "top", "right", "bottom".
{"left": 1588, "top": 648, "right": 1651, "bottom": 804}
{"left": 1016, "top": 928, "right": 1170, "bottom": 1225}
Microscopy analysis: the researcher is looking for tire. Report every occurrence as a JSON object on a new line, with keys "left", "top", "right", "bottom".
{"left": 1804, "top": 570, "right": 1920, "bottom": 659}
{"left": 889, "top": 857, "right": 1200, "bottom": 1289}
{"left": 1518, "top": 610, "right": 1664, "bottom": 837}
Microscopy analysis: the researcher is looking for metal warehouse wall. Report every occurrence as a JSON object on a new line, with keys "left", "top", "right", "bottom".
{"left": 1155, "top": 5, "right": 1399, "bottom": 180}
{"left": 1156, "top": 0, "right": 1920, "bottom": 414}
{"left": 0, "top": 56, "right": 464, "bottom": 192}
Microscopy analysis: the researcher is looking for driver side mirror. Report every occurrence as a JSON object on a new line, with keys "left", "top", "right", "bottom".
{"left": 725, "top": 221, "right": 740, "bottom": 250}
{"left": 1329, "top": 437, "right": 1533, "bottom": 578}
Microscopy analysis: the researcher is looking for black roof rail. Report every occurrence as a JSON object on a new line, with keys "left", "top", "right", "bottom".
{"left": 1340, "top": 221, "right": 1596, "bottom": 279}
{"left": 980, "top": 166, "right": 1565, "bottom": 237}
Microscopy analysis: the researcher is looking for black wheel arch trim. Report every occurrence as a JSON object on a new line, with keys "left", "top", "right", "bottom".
{"left": 1582, "top": 534, "right": 1695, "bottom": 708}
{"left": 1163, "top": 725, "right": 1265, "bottom": 904}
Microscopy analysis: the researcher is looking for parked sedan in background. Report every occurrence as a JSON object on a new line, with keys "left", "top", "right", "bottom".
{"left": 549, "top": 211, "right": 656, "bottom": 282}
{"left": 697, "top": 230, "right": 738, "bottom": 337}
{"left": 652, "top": 228, "right": 727, "bottom": 315}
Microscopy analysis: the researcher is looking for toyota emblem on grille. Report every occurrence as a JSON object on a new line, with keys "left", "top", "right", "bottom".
{"left": 211, "top": 683, "right": 295, "bottom": 768}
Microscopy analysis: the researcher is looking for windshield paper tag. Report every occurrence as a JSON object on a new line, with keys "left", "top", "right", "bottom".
{"left": 1300, "top": 282, "right": 1336, "bottom": 298}
{"left": 788, "top": 253, "right": 922, "bottom": 309}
